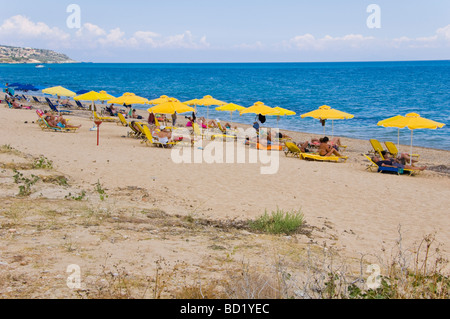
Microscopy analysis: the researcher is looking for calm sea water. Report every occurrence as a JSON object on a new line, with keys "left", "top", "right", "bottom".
{"left": 1, "top": 61, "right": 449, "bottom": 150}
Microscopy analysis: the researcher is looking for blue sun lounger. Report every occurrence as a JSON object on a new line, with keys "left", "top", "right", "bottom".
{"left": 45, "top": 97, "right": 72, "bottom": 114}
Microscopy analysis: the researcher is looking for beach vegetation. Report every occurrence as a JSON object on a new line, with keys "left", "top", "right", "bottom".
{"left": 249, "top": 208, "right": 304, "bottom": 235}
{"left": 32, "top": 156, "right": 54, "bottom": 169}
{"left": 65, "top": 190, "right": 87, "bottom": 201}
{"left": 13, "top": 169, "right": 40, "bottom": 197}
{"left": 95, "top": 180, "right": 109, "bottom": 201}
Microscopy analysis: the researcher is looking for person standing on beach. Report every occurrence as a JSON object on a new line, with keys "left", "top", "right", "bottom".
{"left": 172, "top": 112, "right": 177, "bottom": 126}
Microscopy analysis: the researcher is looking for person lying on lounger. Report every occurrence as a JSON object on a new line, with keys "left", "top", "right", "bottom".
{"left": 296, "top": 141, "right": 312, "bottom": 153}
{"left": 381, "top": 150, "right": 417, "bottom": 165}
{"left": 311, "top": 137, "right": 342, "bottom": 150}
{"left": 151, "top": 126, "right": 175, "bottom": 144}
{"left": 371, "top": 156, "right": 427, "bottom": 171}
{"left": 45, "top": 112, "right": 81, "bottom": 129}
{"left": 318, "top": 137, "right": 344, "bottom": 157}
{"left": 60, "top": 98, "right": 74, "bottom": 107}
{"left": 11, "top": 99, "right": 32, "bottom": 109}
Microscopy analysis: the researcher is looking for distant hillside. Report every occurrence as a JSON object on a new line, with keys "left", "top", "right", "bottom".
{"left": 0, "top": 45, "right": 77, "bottom": 64}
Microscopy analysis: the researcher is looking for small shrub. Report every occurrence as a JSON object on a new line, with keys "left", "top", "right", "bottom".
{"left": 32, "top": 156, "right": 53, "bottom": 169}
{"left": 65, "top": 190, "right": 86, "bottom": 201}
{"left": 13, "top": 169, "right": 40, "bottom": 197}
{"left": 249, "top": 208, "right": 304, "bottom": 235}
{"left": 95, "top": 180, "right": 108, "bottom": 201}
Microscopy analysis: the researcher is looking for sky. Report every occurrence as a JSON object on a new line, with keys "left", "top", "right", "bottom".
{"left": 0, "top": 0, "right": 449, "bottom": 63}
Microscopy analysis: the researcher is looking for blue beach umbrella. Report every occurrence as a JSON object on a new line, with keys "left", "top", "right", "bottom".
{"left": 76, "top": 89, "right": 90, "bottom": 95}
{"left": 16, "top": 84, "right": 39, "bottom": 91}
{"left": 8, "top": 83, "right": 23, "bottom": 87}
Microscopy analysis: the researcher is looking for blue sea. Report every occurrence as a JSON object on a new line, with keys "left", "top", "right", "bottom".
{"left": 1, "top": 61, "right": 449, "bottom": 150}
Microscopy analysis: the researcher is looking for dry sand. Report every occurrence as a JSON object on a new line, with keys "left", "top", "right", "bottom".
{"left": 0, "top": 99, "right": 449, "bottom": 298}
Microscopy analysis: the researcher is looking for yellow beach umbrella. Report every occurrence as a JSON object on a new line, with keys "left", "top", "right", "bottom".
{"left": 187, "top": 95, "right": 227, "bottom": 120}
{"left": 377, "top": 115, "right": 406, "bottom": 148}
{"left": 148, "top": 98, "right": 195, "bottom": 115}
{"left": 269, "top": 106, "right": 296, "bottom": 127}
{"left": 42, "top": 86, "right": 76, "bottom": 97}
{"left": 216, "top": 103, "right": 246, "bottom": 122}
{"left": 183, "top": 98, "right": 200, "bottom": 105}
{"left": 301, "top": 105, "right": 354, "bottom": 136}
{"left": 377, "top": 113, "right": 445, "bottom": 165}
{"left": 273, "top": 106, "right": 296, "bottom": 116}
{"left": 148, "top": 95, "right": 178, "bottom": 105}
{"left": 98, "top": 90, "right": 115, "bottom": 101}
{"left": 240, "top": 101, "right": 278, "bottom": 116}
{"left": 74, "top": 91, "right": 102, "bottom": 111}
{"left": 74, "top": 91, "right": 116, "bottom": 111}
{"left": 107, "top": 92, "right": 149, "bottom": 105}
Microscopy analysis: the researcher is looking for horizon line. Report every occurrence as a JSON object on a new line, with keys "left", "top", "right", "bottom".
{"left": 72, "top": 59, "right": 450, "bottom": 64}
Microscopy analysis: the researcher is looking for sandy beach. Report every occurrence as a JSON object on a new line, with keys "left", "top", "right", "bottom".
{"left": 0, "top": 99, "right": 449, "bottom": 298}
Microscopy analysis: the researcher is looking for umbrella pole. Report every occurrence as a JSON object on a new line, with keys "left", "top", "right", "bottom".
{"left": 398, "top": 129, "right": 400, "bottom": 150}
{"left": 332, "top": 120, "right": 334, "bottom": 138}
{"left": 410, "top": 130, "right": 413, "bottom": 166}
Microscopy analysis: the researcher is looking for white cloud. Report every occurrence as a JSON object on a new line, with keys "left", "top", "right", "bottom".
{"left": 288, "top": 33, "right": 375, "bottom": 50}
{"left": 75, "top": 23, "right": 107, "bottom": 38}
{"left": 392, "top": 24, "right": 450, "bottom": 48}
{"left": 0, "top": 15, "right": 70, "bottom": 43}
{"left": 160, "top": 31, "right": 210, "bottom": 49}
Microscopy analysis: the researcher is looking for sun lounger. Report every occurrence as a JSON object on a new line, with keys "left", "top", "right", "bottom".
{"left": 284, "top": 142, "right": 347, "bottom": 162}
{"left": 141, "top": 124, "right": 178, "bottom": 148}
{"left": 93, "top": 111, "right": 120, "bottom": 123}
{"left": 33, "top": 96, "right": 44, "bottom": 104}
{"left": 36, "top": 109, "right": 78, "bottom": 133}
{"left": 369, "top": 139, "right": 386, "bottom": 159}
{"left": 6, "top": 100, "right": 32, "bottom": 110}
{"left": 45, "top": 97, "right": 73, "bottom": 115}
{"left": 362, "top": 154, "right": 420, "bottom": 176}
{"left": 75, "top": 100, "right": 87, "bottom": 110}
{"left": 301, "top": 153, "right": 348, "bottom": 163}
{"left": 284, "top": 142, "right": 303, "bottom": 158}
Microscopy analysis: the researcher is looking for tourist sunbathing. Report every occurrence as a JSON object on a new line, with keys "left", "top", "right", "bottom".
{"left": 318, "top": 137, "right": 344, "bottom": 157}
{"left": 296, "top": 141, "right": 312, "bottom": 153}
{"left": 311, "top": 136, "right": 342, "bottom": 149}
{"left": 131, "top": 109, "right": 143, "bottom": 120}
{"left": 266, "top": 129, "right": 292, "bottom": 140}
{"left": 11, "top": 99, "right": 32, "bottom": 109}
{"left": 45, "top": 112, "right": 81, "bottom": 129}
{"left": 381, "top": 150, "right": 417, "bottom": 165}
{"left": 151, "top": 126, "right": 175, "bottom": 144}
{"left": 105, "top": 104, "right": 118, "bottom": 116}
{"left": 60, "top": 99, "right": 74, "bottom": 107}
{"left": 372, "top": 155, "right": 427, "bottom": 171}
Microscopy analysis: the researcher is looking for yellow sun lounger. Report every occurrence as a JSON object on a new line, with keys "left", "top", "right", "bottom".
{"left": 284, "top": 142, "right": 347, "bottom": 162}
{"left": 141, "top": 125, "right": 178, "bottom": 148}
{"left": 93, "top": 111, "right": 120, "bottom": 123}
{"left": 284, "top": 142, "right": 302, "bottom": 158}
{"left": 369, "top": 139, "right": 386, "bottom": 159}
{"left": 301, "top": 153, "right": 348, "bottom": 163}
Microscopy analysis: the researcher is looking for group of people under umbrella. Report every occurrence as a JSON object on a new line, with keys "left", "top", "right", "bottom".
{"left": 7, "top": 84, "right": 446, "bottom": 160}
